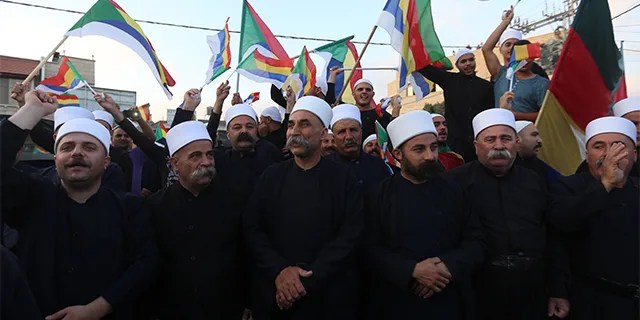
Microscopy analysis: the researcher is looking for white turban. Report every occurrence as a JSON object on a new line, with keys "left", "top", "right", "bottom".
{"left": 455, "top": 48, "right": 474, "bottom": 63}
{"left": 166, "top": 120, "right": 212, "bottom": 156}
{"left": 54, "top": 107, "right": 94, "bottom": 131}
{"left": 472, "top": 109, "right": 516, "bottom": 138}
{"left": 612, "top": 97, "right": 640, "bottom": 117}
{"left": 585, "top": 116, "right": 637, "bottom": 146}
{"left": 224, "top": 104, "right": 258, "bottom": 128}
{"left": 331, "top": 104, "right": 362, "bottom": 128}
{"left": 499, "top": 28, "right": 523, "bottom": 45}
{"left": 54, "top": 118, "right": 111, "bottom": 155}
{"left": 291, "top": 96, "right": 333, "bottom": 128}
{"left": 387, "top": 110, "right": 437, "bottom": 148}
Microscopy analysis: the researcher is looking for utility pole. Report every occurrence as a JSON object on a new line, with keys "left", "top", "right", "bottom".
{"left": 512, "top": 0, "right": 578, "bottom": 35}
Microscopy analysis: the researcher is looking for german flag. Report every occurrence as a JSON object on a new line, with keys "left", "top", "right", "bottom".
{"left": 535, "top": 0, "right": 624, "bottom": 176}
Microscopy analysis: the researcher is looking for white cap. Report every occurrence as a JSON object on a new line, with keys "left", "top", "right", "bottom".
{"left": 585, "top": 116, "right": 637, "bottom": 146}
{"left": 515, "top": 120, "right": 534, "bottom": 134}
{"left": 331, "top": 104, "right": 362, "bottom": 128}
{"left": 431, "top": 113, "right": 445, "bottom": 120}
{"left": 472, "top": 109, "right": 516, "bottom": 138}
{"left": 612, "top": 97, "right": 640, "bottom": 117}
{"left": 499, "top": 28, "right": 523, "bottom": 45}
{"left": 362, "top": 134, "right": 377, "bottom": 149}
{"left": 455, "top": 48, "right": 474, "bottom": 63}
{"left": 354, "top": 78, "right": 373, "bottom": 90}
{"left": 166, "top": 120, "right": 212, "bottom": 156}
{"left": 92, "top": 110, "right": 114, "bottom": 129}
{"left": 54, "top": 107, "right": 94, "bottom": 131}
{"left": 54, "top": 118, "right": 111, "bottom": 155}
{"left": 224, "top": 104, "right": 258, "bottom": 128}
{"left": 291, "top": 96, "right": 333, "bottom": 128}
{"left": 261, "top": 106, "right": 283, "bottom": 123}
{"left": 387, "top": 110, "right": 437, "bottom": 148}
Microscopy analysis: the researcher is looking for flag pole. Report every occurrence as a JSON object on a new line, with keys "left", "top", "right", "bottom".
{"left": 11, "top": 35, "right": 69, "bottom": 99}
{"left": 337, "top": 26, "right": 378, "bottom": 102}
{"left": 83, "top": 80, "right": 98, "bottom": 96}
{"left": 235, "top": 73, "right": 241, "bottom": 93}
{"left": 339, "top": 67, "right": 398, "bottom": 71}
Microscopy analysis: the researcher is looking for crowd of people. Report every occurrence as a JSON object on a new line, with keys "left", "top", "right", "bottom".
{"left": 1, "top": 7, "right": 639, "bottom": 320}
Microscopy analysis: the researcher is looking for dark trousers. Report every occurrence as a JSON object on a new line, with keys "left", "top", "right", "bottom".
{"left": 567, "top": 280, "right": 639, "bottom": 320}
{"left": 474, "top": 265, "right": 547, "bottom": 320}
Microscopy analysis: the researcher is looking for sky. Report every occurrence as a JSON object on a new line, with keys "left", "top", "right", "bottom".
{"left": 1, "top": 0, "right": 639, "bottom": 121}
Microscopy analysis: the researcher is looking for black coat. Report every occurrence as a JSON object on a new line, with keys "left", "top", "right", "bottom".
{"left": 326, "top": 151, "right": 391, "bottom": 192}
{"left": 244, "top": 158, "right": 364, "bottom": 320}
{"left": 418, "top": 66, "right": 494, "bottom": 161}
{"left": 146, "top": 177, "right": 246, "bottom": 319}
{"left": 549, "top": 173, "right": 639, "bottom": 319}
{"left": 363, "top": 174, "right": 485, "bottom": 319}
{"left": 1, "top": 120, "right": 160, "bottom": 319}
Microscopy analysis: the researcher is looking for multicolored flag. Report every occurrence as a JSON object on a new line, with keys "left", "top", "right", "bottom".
{"left": 283, "top": 46, "right": 317, "bottom": 98}
{"left": 55, "top": 93, "right": 81, "bottom": 108}
{"left": 136, "top": 103, "right": 151, "bottom": 121}
{"left": 536, "top": 0, "right": 623, "bottom": 175}
{"left": 236, "top": 0, "right": 292, "bottom": 87}
{"left": 155, "top": 122, "right": 168, "bottom": 140}
{"left": 66, "top": 0, "right": 175, "bottom": 98}
{"left": 36, "top": 56, "right": 85, "bottom": 95}
{"left": 375, "top": 120, "right": 398, "bottom": 171}
{"left": 244, "top": 92, "right": 260, "bottom": 104}
{"left": 237, "top": 50, "right": 292, "bottom": 88}
{"left": 376, "top": 0, "right": 452, "bottom": 100}
{"left": 506, "top": 43, "right": 542, "bottom": 83}
{"left": 205, "top": 18, "right": 232, "bottom": 85}
{"left": 238, "top": 0, "right": 290, "bottom": 62}
{"left": 313, "top": 36, "right": 362, "bottom": 104}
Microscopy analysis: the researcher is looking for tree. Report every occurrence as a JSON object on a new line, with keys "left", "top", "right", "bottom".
{"left": 423, "top": 101, "right": 445, "bottom": 115}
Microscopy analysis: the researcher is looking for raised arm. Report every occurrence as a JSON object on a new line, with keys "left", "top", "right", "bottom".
{"left": 271, "top": 84, "right": 287, "bottom": 108}
{"left": 205, "top": 81, "right": 231, "bottom": 140}
{"left": 95, "top": 93, "right": 168, "bottom": 165}
{"left": 482, "top": 7, "right": 514, "bottom": 78}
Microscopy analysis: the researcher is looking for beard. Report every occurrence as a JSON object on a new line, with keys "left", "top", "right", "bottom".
{"left": 401, "top": 158, "right": 443, "bottom": 181}
{"left": 190, "top": 165, "right": 216, "bottom": 180}
{"left": 287, "top": 135, "right": 313, "bottom": 157}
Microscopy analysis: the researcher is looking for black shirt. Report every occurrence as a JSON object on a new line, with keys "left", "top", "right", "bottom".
{"left": 419, "top": 66, "right": 494, "bottom": 161}
{"left": 244, "top": 158, "right": 363, "bottom": 319}
{"left": 446, "top": 161, "right": 547, "bottom": 257}
{"left": 361, "top": 109, "right": 392, "bottom": 141}
{"left": 363, "top": 174, "right": 485, "bottom": 318}
{"left": 146, "top": 177, "right": 246, "bottom": 319}
{"left": 1, "top": 120, "right": 159, "bottom": 318}
{"left": 326, "top": 151, "right": 391, "bottom": 192}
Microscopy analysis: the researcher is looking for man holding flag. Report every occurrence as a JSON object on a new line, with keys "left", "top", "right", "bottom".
{"left": 418, "top": 49, "right": 494, "bottom": 162}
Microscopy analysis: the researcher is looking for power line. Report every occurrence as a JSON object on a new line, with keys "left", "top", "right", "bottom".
{"left": 612, "top": 2, "right": 640, "bottom": 20}
{"left": 0, "top": 0, "right": 473, "bottom": 49}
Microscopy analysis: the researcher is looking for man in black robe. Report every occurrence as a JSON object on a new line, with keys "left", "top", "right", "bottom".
{"left": 146, "top": 120, "right": 247, "bottom": 319}
{"left": 172, "top": 88, "right": 281, "bottom": 210}
{"left": 327, "top": 103, "right": 390, "bottom": 191}
{"left": 418, "top": 49, "right": 494, "bottom": 161}
{"left": 363, "top": 110, "right": 485, "bottom": 319}
{"left": 447, "top": 108, "right": 568, "bottom": 320}
{"left": 549, "top": 116, "right": 639, "bottom": 319}
{"left": 244, "top": 96, "right": 363, "bottom": 319}
{"left": 259, "top": 106, "right": 287, "bottom": 151}
{"left": 1, "top": 90, "right": 159, "bottom": 319}
{"left": 514, "top": 120, "right": 561, "bottom": 184}
{"left": 351, "top": 79, "right": 392, "bottom": 139}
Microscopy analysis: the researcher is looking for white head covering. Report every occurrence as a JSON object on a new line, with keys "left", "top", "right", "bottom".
{"left": 472, "top": 109, "right": 516, "bottom": 138}
{"left": 499, "top": 28, "right": 523, "bottom": 45}
{"left": 585, "top": 116, "right": 637, "bottom": 146}
{"left": 327, "top": 129, "right": 333, "bottom": 135}
{"left": 54, "top": 118, "right": 111, "bottom": 154}
{"left": 92, "top": 110, "right": 114, "bottom": 129}
{"left": 54, "top": 107, "right": 94, "bottom": 131}
{"left": 431, "top": 113, "right": 445, "bottom": 120}
{"left": 291, "top": 96, "right": 333, "bottom": 128}
{"left": 354, "top": 78, "right": 374, "bottom": 90}
{"left": 261, "top": 106, "right": 283, "bottom": 123}
{"left": 612, "top": 97, "right": 640, "bottom": 117}
{"left": 362, "top": 134, "right": 377, "bottom": 149}
{"left": 166, "top": 120, "right": 212, "bottom": 156}
{"left": 387, "top": 110, "right": 437, "bottom": 148}
{"left": 455, "top": 48, "right": 474, "bottom": 63}
{"left": 224, "top": 104, "right": 258, "bottom": 128}
{"left": 515, "top": 120, "right": 534, "bottom": 134}
{"left": 331, "top": 104, "right": 362, "bottom": 128}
